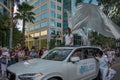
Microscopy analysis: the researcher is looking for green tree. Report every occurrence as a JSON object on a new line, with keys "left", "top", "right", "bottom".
{"left": 14, "top": 2, "right": 35, "bottom": 46}
{"left": 97, "top": 0, "right": 120, "bottom": 26}
{"left": 0, "top": 14, "right": 10, "bottom": 47}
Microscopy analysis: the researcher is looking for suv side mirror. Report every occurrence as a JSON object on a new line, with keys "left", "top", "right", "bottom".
{"left": 70, "top": 57, "right": 80, "bottom": 63}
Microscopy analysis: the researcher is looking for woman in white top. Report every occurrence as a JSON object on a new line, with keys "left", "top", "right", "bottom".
{"left": 65, "top": 27, "right": 74, "bottom": 46}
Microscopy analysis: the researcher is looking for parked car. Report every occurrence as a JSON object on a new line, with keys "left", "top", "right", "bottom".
{"left": 7, "top": 46, "right": 102, "bottom": 80}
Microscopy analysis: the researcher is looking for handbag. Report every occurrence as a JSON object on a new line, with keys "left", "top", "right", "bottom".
{"left": 0, "top": 57, "right": 7, "bottom": 64}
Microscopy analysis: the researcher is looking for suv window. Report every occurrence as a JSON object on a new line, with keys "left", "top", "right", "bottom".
{"left": 71, "top": 50, "right": 82, "bottom": 59}
{"left": 80, "top": 48, "right": 101, "bottom": 59}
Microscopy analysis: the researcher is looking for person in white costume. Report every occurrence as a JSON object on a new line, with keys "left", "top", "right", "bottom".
{"left": 106, "top": 64, "right": 116, "bottom": 80}
{"left": 107, "top": 48, "right": 113, "bottom": 63}
{"left": 95, "top": 51, "right": 110, "bottom": 80}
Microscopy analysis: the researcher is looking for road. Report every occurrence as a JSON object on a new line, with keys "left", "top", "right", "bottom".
{"left": 112, "top": 57, "right": 120, "bottom": 80}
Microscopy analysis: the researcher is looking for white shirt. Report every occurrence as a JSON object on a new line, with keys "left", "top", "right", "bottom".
{"left": 65, "top": 34, "right": 73, "bottom": 46}
{"left": 2, "top": 52, "right": 9, "bottom": 57}
{"left": 106, "top": 68, "right": 116, "bottom": 80}
{"left": 107, "top": 51, "right": 113, "bottom": 58}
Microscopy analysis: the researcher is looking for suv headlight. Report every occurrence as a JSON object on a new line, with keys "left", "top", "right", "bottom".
{"left": 18, "top": 73, "right": 43, "bottom": 80}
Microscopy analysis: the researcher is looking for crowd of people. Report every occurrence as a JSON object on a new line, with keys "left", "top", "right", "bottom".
{"left": 95, "top": 48, "right": 120, "bottom": 80}
{"left": 0, "top": 46, "right": 48, "bottom": 78}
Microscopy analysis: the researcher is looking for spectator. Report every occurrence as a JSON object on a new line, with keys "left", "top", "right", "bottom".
{"left": 29, "top": 49, "right": 38, "bottom": 59}
{"left": 106, "top": 63, "right": 116, "bottom": 80}
{"left": 0, "top": 47, "right": 10, "bottom": 78}
{"left": 18, "top": 49, "right": 25, "bottom": 62}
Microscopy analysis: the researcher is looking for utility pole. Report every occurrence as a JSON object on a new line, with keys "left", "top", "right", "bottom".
{"left": 9, "top": 0, "right": 14, "bottom": 48}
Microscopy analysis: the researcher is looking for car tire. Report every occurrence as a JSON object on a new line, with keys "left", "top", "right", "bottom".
{"left": 48, "top": 77, "right": 62, "bottom": 80}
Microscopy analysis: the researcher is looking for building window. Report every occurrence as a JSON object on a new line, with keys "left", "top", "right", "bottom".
{"left": 41, "top": 12, "right": 48, "bottom": 19}
{"left": 30, "top": 27, "right": 34, "bottom": 31}
{"left": 57, "top": 14, "right": 61, "bottom": 19}
{"left": 34, "top": 32, "right": 39, "bottom": 37}
{"left": 57, "top": 6, "right": 61, "bottom": 11}
{"left": 57, "top": 22, "right": 61, "bottom": 27}
{"left": 50, "top": 11, "right": 56, "bottom": 18}
{"left": 35, "top": 24, "right": 40, "bottom": 29}
{"left": 41, "top": 4, "right": 47, "bottom": 11}
{"left": 35, "top": 1, "right": 40, "bottom": 6}
{"left": 34, "top": 7, "right": 41, "bottom": 14}
{"left": 50, "top": 29, "right": 55, "bottom": 35}
{"left": 29, "top": 0, "right": 33, "bottom": 3}
{"left": 50, "top": 20, "right": 56, "bottom": 26}
{"left": 57, "top": 31, "right": 61, "bottom": 35}
{"left": 57, "top": 0, "right": 62, "bottom": 3}
{"left": 41, "top": 21, "right": 47, "bottom": 27}
{"left": 41, "top": 30, "right": 47, "bottom": 36}
{"left": 35, "top": 15, "right": 41, "bottom": 21}
{"left": 51, "top": 2, "right": 56, "bottom": 9}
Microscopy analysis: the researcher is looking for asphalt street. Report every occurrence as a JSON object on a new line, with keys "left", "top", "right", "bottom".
{"left": 112, "top": 57, "right": 120, "bottom": 80}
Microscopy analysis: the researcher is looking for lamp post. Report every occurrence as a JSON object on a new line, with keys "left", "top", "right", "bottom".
{"left": 9, "top": 0, "right": 14, "bottom": 48}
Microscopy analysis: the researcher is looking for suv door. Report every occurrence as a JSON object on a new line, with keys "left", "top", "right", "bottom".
{"left": 80, "top": 48, "right": 99, "bottom": 79}
{"left": 67, "top": 49, "right": 86, "bottom": 80}
{"left": 67, "top": 48, "right": 100, "bottom": 80}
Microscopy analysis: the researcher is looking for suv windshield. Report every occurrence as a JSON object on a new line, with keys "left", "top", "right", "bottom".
{"left": 43, "top": 49, "right": 72, "bottom": 61}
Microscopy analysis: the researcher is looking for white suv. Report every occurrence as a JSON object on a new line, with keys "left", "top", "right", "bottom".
{"left": 7, "top": 46, "right": 102, "bottom": 80}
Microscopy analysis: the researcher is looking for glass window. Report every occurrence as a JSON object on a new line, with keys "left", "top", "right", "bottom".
{"left": 41, "top": 30, "right": 47, "bottom": 36}
{"left": 35, "top": 1, "right": 40, "bottom": 6}
{"left": 43, "top": 49, "right": 72, "bottom": 61}
{"left": 51, "top": 2, "right": 56, "bottom": 9}
{"left": 35, "top": 15, "right": 41, "bottom": 21}
{"left": 57, "top": 31, "right": 61, "bottom": 35}
{"left": 41, "top": 4, "right": 47, "bottom": 11}
{"left": 57, "top": 0, "right": 62, "bottom": 3}
{"left": 41, "top": 0, "right": 47, "bottom": 3}
{"left": 50, "top": 11, "right": 56, "bottom": 18}
{"left": 57, "top": 14, "right": 61, "bottom": 19}
{"left": 30, "top": 27, "right": 34, "bottom": 31}
{"left": 29, "top": 0, "right": 33, "bottom": 3}
{"left": 57, "top": 6, "right": 61, "bottom": 11}
{"left": 35, "top": 24, "right": 40, "bottom": 29}
{"left": 41, "top": 12, "right": 47, "bottom": 19}
{"left": 50, "top": 29, "right": 55, "bottom": 35}
{"left": 50, "top": 20, "right": 56, "bottom": 26}
{"left": 57, "top": 22, "right": 61, "bottom": 27}
{"left": 34, "top": 7, "right": 41, "bottom": 14}
{"left": 41, "top": 21, "right": 47, "bottom": 27}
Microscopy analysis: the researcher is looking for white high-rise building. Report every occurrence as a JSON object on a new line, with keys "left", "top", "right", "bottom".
{"left": 25, "top": 0, "right": 63, "bottom": 49}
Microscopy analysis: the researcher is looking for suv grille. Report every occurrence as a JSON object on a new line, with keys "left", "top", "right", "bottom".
{"left": 7, "top": 70, "right": 16, "bottom": 80}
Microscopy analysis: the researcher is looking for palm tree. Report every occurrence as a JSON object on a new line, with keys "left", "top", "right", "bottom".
{"left": 14, "top": 2, "right": 35, "bottom": 46}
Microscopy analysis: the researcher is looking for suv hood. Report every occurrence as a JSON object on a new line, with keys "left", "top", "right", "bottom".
{"left": 7, "top": 59, "right": 63, "bottom": 75}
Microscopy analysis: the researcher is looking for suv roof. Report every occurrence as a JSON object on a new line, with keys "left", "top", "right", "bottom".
{"left": 54, "top": 46, "right": 102, "bottom": 50}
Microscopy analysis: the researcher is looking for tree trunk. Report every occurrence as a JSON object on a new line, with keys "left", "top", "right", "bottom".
{"left": 22, "top": 19, "right": 25, "bottom": 47}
